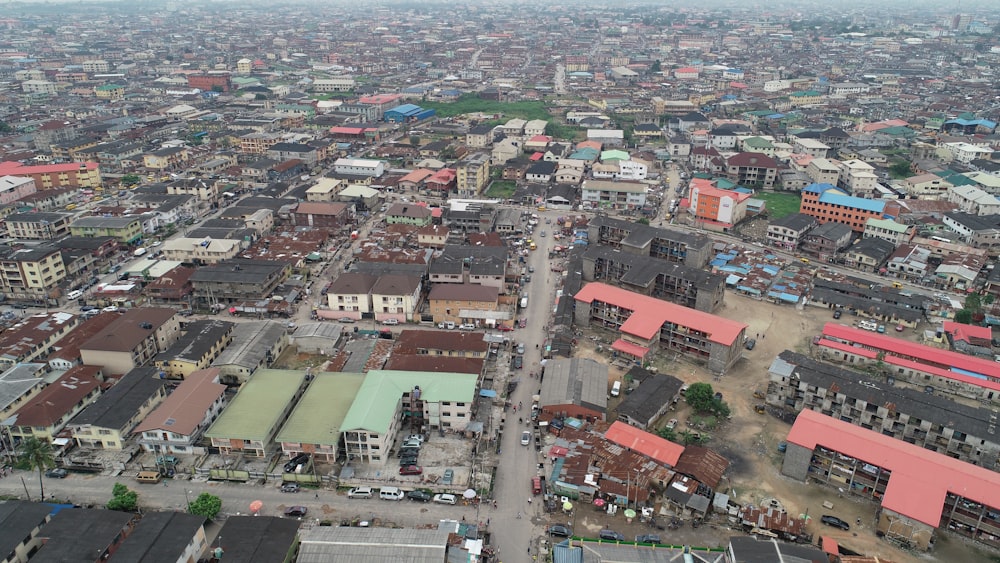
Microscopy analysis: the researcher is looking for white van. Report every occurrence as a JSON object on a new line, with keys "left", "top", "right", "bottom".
{"left": 67, "top": 290, "right": 83, "bottom": 300}
{"left": 611, "top": 381, "right": 622, "bottom": 397}
{"left": 379, "top": 486, "right": 405, "bottom": 501}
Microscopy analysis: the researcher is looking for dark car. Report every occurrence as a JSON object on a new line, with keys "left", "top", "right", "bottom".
{"left": 833, "top": 309, "right": 842, "bottom": 319}
{"left": 283, "top": 453, "right": 310, "bottom": 473}
{"left": 399, "top": 465, "right": 423, "bottom": 476}
{"left": 744, "top": 338, "right": 756, "bottom": 350}
{"left": 399, "top": 447, "right": 420, "bottom": 457}
{"left": 280, "top": 482, "right": 300, "bottom": 493}
{"left": 45, "top": 468, "right": 68, "bottom": 479}
{"left": 399, "top": 456, "right": 419, "bottom": 467}
{"left": 407, "top": 490, "right": 433, "bottom": 502}
{"left": 635, "top": 534, "right": 661, "bottom": 544}
{"left": 548, "top": 525, "right": 572, "bottom": 537}
{"left": 284, "top": 506, "right": 307, "bottom": 517}
{"left": 512, "top": 355, "right": 523, "bottom": 370}
{"left": 821, "top": 515, "right": 851, "bottom": 530}
{"left": 599, "top": 529, "right": 625, "bottom": 541}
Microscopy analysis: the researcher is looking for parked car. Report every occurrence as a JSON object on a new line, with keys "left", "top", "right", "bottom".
{"left": 528, "top": 266, "right": 535, "bottom": 273}
{"left": 399, "top": 465, "right": 423, "bottom": 476}
{"left": 744, "top": 338, "right": 756, "bottom": 350}
{"left": 347, "top": 487, "right": 373, "bottom": 499}
{"left": 399, "top": 456, "right": 419, "bottom": 467}
{"left": 666, "top": 418, "right": 678, "bottom": 431}
{"left": 45, "top": 468, "right": 68, "bottom": 479}
{"left": 407, "top": 490, "right": 433, "bottom": 502}
{"left": 521, "top": 431, "right": 531, "bottom": 446}
{"left": 512, "top": 355, "right": 523, "bottom": 370}
{"left": 519, "top": 318, "right": 527, "bottom": 329}
{"left": 283, "top": 453, "right": 309, "bottom": 473}
{"left": 821, "top": 515, "right": 851, "bottom": 530}
{"left": 516, "top": 342, "right": 525, "bottom": 355}
{"left": 284, "top": 506, "right": 308, "bottom": 517}
{"left": 548, "top": 525, "right": 572, "bottom": 537}
{"left": 382, "top": 318, "right": 399, "bottom": 325}
{"left": 896, "top": 324, "right": 905, "bottom": 332}
{"left": 404, "top": 434, "right": 424, "bottom": 444}
{"left": 401, "top": 440, "right": 421, "bottom": 449}
{"left": 635, "top": 534, "right": 661, "bottom": 544}
{"left": 433, "top": 493, "right": 457, "bottom": 505}
{"left": 599, "top": 529, "right": 625, "bottom": 541}
{"left": 498, "top": 325, "right": 514, "bottom": 332}
{"left": 877, "top": 324, "right": 886, "bottom": 333}
{"left": 280, "top": 482, "right": 300, "bottom": 493}
{"left": 338, "top": 317, "right": 356, "bottom": 323}
{"left": 399, "top": 447, "right": 420, "bottom": 458}
{"left": 442, "top": 468, "right": 454, "bottom": 485}
{"left": 833, "top": 309, "right": 842, "bottom": 319}
{"left": 157, "top": 455, "right": 179, "bottom": 466}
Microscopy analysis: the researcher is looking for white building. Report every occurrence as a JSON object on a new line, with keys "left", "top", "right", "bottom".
{"left": 524, "top": 119, "right": 548, "bottom": 137}
{"left": 839, "top": 159, "right": 880, "bottom": 198}
{"left": 806, "top": 158, "right": 841, "bottom": 185}
{"left": 312, "top": 77, "right": 356, "bottom": 92}
{"left": 333, "top": 158, "right": 385, "bottom": 178}
{"left": 947, "top": 185, "right": 1000, "bottom": 216}
{"left": 581, "top": 179, "right": 647, "bottom": 209}
{"left": 944, "top": 142, "right": 993, "bottom": 164}
{"left": 591, "top": 159, "right": 647, "bottom": 181}
{"left": 792, "top": 138, "right": 830, "bottom": 158}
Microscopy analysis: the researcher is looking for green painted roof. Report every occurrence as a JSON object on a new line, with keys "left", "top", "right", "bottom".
{"left": 341, "top": 370, "right": 478, "bottom": 434}
{"left": 96, "top": 84, "right": 124, "bottom": 90}
{"left": 600, "top": 149, "right": 629, "bottom": 161}
{"left": 790, "top": 90, "right": 821, "bottom": 97}
{"left": 866, "top": 218, "right": 908, "bottom": 233}
{"left": 205, "top": 369, "right": 306, "bottom": 441}
{"left": 275, "top": 372, "right": 365, "bottom": 446}
{"left": 743, "top": 137, "right": 773, "bottom": 148}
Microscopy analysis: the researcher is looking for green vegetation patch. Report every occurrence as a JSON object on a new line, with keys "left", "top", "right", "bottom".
{"left": 757, "top": 191, "right": 802, "bottom": 219}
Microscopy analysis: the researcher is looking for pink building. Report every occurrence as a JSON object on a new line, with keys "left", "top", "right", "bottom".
{"left": 0, "top": 175, "right": 37, "bottom": 205}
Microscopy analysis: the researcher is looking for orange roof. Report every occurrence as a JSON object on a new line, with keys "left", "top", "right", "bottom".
{"left": 399, "top": 169, "right": 434, "bottom": 184}
{"left": 693, "top": 183, "right": 753, "bottom": 203}
{"left": 942, "top": 321, "right": 992, "bottom": 344}
{"left": 605, "top": 421, "right": 683, "bottom": 467}
{"left": 611, "top": 338, "right": 649, "bottom": 359}
{"left": 133, "top": 368, "right": 226, "bottom": 436}
{"left": 788, "top": 409, "right": 1000, "bottom": 528}
{"left": 575, "top": 282, "right": 747, "bottom": 345}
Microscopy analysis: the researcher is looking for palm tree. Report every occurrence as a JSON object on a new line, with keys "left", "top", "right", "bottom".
{"left": 18, "top": 437, "right": 55, "bottom": 502}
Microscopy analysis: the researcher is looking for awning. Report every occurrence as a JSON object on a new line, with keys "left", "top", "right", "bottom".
{"left": 612, "top": 339, "right": 649, "bottom": 359}
{"left": 479, "top": 389, "right": 498, "bottom": 398}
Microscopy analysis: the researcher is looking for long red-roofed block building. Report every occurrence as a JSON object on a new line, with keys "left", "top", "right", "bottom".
{"left": 0, "top": 161, "right": 102, "bottom": 189}
{"left": 782, "top": 409, "right": 1000, "bottom": 551}
{"left": 574, "top": 282, "right": 747, "bottom": 374}
{"left": 817, "top": 322, "right": 1000, "bottom": 402}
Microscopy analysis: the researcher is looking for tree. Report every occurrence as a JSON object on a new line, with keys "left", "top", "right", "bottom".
{"left": 121, "top": 174, "right": 141, "bottom": 186}
{"left": 636, "top": 218, "right": 650, "bottom": 225}
{"left": 18, "top": 437, "right": 55, "bottom": 501}
{"left": 188, "top": 492, "right": 222, "bottom": 520}
{"left": 409, "top": 135, "right": 421, "bottom": 146}
{"left": 655, "top": 426, "right": 677, "bottom": 443}
{"left": 684, "top": 382, "right": 716, "bottom": 412}
{"left": 0, "top": 121, "right": 11, "bottom": 133}
{"left": 954, "top": 309, "right": 974, "bottom": 324}
{"left": 889, "top": 160, "right": 912, "bottom": 179}
{"left": 106, "top": 482, "right": 138, "bottom": 512}
{"left": 650, "top": 60, "right": 662, "bottom": 74}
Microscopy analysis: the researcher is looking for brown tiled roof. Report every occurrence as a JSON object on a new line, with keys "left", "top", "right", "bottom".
{"left": 132, "top": 368, "right": 226, "bottom": 436}
{"left": 394, "top": 329, "right": 489, "bottom": 354}
{"left": 370, "top": 274, "right": 421, "bottom": 295}
{"left": 0, "top": 312, "right": 78, "bottom": 363}
{"left": 294, "top": 201, "right": 348, "bottom": 216}
{"left": 81, "top": 308, "right": 176, "bottom": 353}
{"left": 328, "top": 272, "right": 378, "bottom": 294}
{"left": 46, "top": 313, "right": 121, "bottom": 364}
{"left": 427, "top": 283, "right": 499, "bottom": 302}
{"left": 384, "top": 355, "right": 484, "bottom": 374}
{"left": 11, "top": 365, "right": 101, "bottom": 427}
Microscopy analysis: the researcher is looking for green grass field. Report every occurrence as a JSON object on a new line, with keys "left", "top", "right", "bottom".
{"left": 485, "top": 180, "right": 517, "bottom": 199}
{"left": 757, "top": 191, "right": 802, "bottom": 219}
{"left": 421, "top": 95, "right": 583, "bottom": 142}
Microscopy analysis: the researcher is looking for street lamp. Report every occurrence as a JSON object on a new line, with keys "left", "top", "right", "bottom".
{"left": 183, "top": 489, "right": 192, "bottom": 513}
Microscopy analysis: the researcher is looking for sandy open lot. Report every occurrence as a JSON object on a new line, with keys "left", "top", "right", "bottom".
{"left": 579, "top": 292, "right": 988, "bottom": 563}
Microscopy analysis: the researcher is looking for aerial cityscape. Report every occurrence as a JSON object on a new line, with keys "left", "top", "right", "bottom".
{"left": 1, "top": 1, "right": 1000, "bottom": 562}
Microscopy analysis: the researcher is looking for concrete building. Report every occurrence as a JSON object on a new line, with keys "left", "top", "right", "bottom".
{"left": 766, "top": 213, "right": 817, "bottom": 251}
{"left": 4, "top": 212, "right": 73, "bottom": 240}
{"left": 539, "top": 358, "right": 608, "bottom": 421}
{"left": 205, "top": 369, "right": 308, "bottom": 457}
{"left": 188, "top": 259, "right": 290, "bottom": 306}
{"left": 275, "top": 372, "right": 365, "bottom": 463}
{"left": 210, "top": 321, "right": 289, "bottom": 385}
{"left": 0, "top": 246, "right": 68, "bottom": 302}
{"left": 132, "top": 367, "right": 227, "bottom": 455}
{"left": 574, "top": 282, "right": 747, "bottom": 374}
{"left": 454, "top": 154, "right": 490, "bottom": 196}
{"left": 428, "top": 245, "right": 507, "bottom": 291}
{"left": 67, "top": 366, "right": 166, "bottom": 451}
{"left": 0, "top": 312, "right": 78, "bottom": 369}
{"left": 427, "top": 283, "right": 500, "bottom": 326}
{"left": 79, "top": 308, "right": 180, "bottom": 375}
{"left": 800, "top": 183, "right": 892, "bottom": 233}
{"left": 581, "top": 179, "right": 647, "bottom": 210}
{"left": 588, "top": 215, "right": 713, "bottom": 268}
{"left": 8, "top": 365, "right": 103, "bottom": 444}
{"left": 153, "top": 320, "right": 234, "bottom": 379}
{"left": 69, "top": 216, "right": 143, "bottom": 244}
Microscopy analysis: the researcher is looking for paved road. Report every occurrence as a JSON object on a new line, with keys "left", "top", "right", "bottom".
{"left": 489, "top": 209, "right": 561, "bottom": 561}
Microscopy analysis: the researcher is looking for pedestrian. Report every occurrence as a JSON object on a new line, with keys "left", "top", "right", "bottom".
{"left": 493, "top": 500, "right": 498, "bottom": 509}
{"left": 163, "top": 481, "right": 168, "bottom": 487}
{"left": 527, "top": 497, "right": 532, "bottom": 504}
{"left": 487, "top": 518, "right": 490, "bottom": 526}
{"left": 517, "top": 512, "right": 522, "bottom": 519}
{"left": 315, "top": 493, "right": 319, "bottom": 499}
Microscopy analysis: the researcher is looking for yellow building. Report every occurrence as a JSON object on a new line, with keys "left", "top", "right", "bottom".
{"left": 70, "top": 216, "right": 143, "bottom": 244}
{"left": 0, "top": 246, "right": 68, "bottom": 302}
{"left": 455, "top": 154, "right": 490, "bottom": 196}
{"left": 427, "top": 283, "right": 500, "bottom": 324}
{"left": 68, "top": 367, "right": 168, "bottom": 450}
{"left": 94, "top": 84, "right": 125, "bottom": 100}
{"left": 8, "top": 366, "right": 103, "bottom": 444}
{"left": 153, "top": 320, "right": 234, "bottom": 379}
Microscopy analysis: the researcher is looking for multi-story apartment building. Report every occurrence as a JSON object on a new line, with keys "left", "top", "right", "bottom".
{"left": 79, "top": 308, "right": 181, "bottom": 375}
{"left": 70, "top": 216, "right": 143, "bottom": 244}
{"left": 838, "top": 159, "right": 879, "bottom": 198}
{"left": 428, "top": 245, "right": 507, "bottom": 291}
{"left": 587, "top": 215, "right": 713, "bottom": 268}
{"left": 454, "top": 154, "right": 490, "bottom": 197}
{"left": 799, "top": 183, "right": 894, "bottom": 233}
{"left": 239, "top": 133, "right": 282, "bottom": 155}
{"left": 0, "top": 312, "right": 78, "bottom": 369}
{"left": 768, "top": 351, "right": 1000, "bottom": 470}
{"left": 689, "top": 182, "right": 751, "bottom": 229}
{"left": 0, "top": 161, "right": 102, "bottom": 189}
{"left": 8, "top": 365, "right": 103, "bottom": 443}
{"left": 581, "top": 245, "right": 725, "bottom": 313}
{"left": 4, "top": 212, "right": 73, "bottom": 240}
{"left": 805, "top": 158, "right": 841, "bottom": 185}
{"left": 581, "top": 179, "right": 647, "bottom": 209}
{"left": 133, "top": 367, "right": 228, "bottom": 456}
{"left": 427, "top": 283, "right": 501, "bottom": 325}
{"left": 0, "top": 175, "right": 37, "bottom": 205}
{"left": 574, "top": 282, "right": 747, "bottom": 374}
{"left": 370, "top": 275, "right": 422, "bottom": 323}
{"left": 724, "top": 152, "right": 778, "bottom": 187}
{"left": 0, "top": 246, "right": 68, "bottom": 302}
{"left": 188, "top": 259, "right": 290, "bottom": 306}
{"left": 766, "top": 213, "right": 817, "bottom": 250}
{"left": 863, "top": 218, "right": 912, "bottom": 246}
{"left": 161, "top": 237, "right": 242, "bottom": 265}
{"left": 948, "top": 185, "right": 1000, "bottom": 216}
{"left": 153, "top": 320, "right": 234, "bottom": 380}
{"left": 67, "top": 366, "right": 167, "bottom": 451}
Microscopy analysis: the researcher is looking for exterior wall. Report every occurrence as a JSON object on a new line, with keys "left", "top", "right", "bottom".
{"left": 779, "top": 442, "right": 812, "bottom": 480}
{"left": 70, "top": 220, "right": 143, "bottom": 243}
{"left": 327, "top": 291, "right": 371, "bottom": 317}
{"left": 800, "top": 190, "right": 885, "bottom": 233}
{"left": 429, "top": 298, "right": 499, "bottom": 324}
{"left": 139, "top": 393, "right": 226, "bottom": 455}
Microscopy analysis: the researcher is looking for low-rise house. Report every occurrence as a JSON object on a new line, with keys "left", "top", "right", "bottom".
{"left": 863, "top": 218, "right": 913, "bottom": 246}
{"left": 766, "top": 213, "right": 817, "bottom": 250}
{"left": 154, "top": 320, "right": 234, "bottom": 379}
{"left": 132, "top": 367, "right": 227, "bottom": 455}
{"left": 799, "top": 222, "right": 853, "bottom": 257}
{"left": 843, "top": 237, "right": 896, "bottom": 272}
{"left": 539, "top": 358, "right": 608, "bottom": 421}
{"left": 68, "top": 367, "right": 167, "bottom": 450}
{"left": 886, "top": 244, "right": 932, "bottom": 281}
{"left": 427, "top": 283, "right": 500, "bottom": 326}
{"left": 616, "top": 372, "right": 683, "bottom": 430}
{"left": 385, "top": 203, "right": 433, "bottom": 226}
{"left": 205, "top": 369, "right": 308, "bottom": 457}
{"left": 291, "top": 201, "right": 350, "bottom": 229}
{"left": 340, "top": 370, "right": 478, "bottom": 464}
{"left": 0, "top": 501, "right": 53, "bottom": 563}
{"left": 275, "top": 372, "right": 365, "bottom": 463}
{"left": 211, "top": 321, "right": 289, "bottom": 385}
{"left": 8, "top": 365, "right": 103, "bottom": 443}
{"left": 79, "top": 308, "right": 180, "bottom": 375}
{"left": 0, "top": 363, "right": 49, "bottom": 426}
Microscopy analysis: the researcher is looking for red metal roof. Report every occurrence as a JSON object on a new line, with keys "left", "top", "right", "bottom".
{"left": 575, "top": 282, "right": 747, "bottom": 345}
{"left": 787, "top": 410, "right": 1000, "bottom": 528}
{"left": 611, "top": 338, "right": 649, "bottom": 359}
{"left": 942, "top": 321, "right": 992, "bottom": 344}
{"left": 822, "top": 322, "right": 1000, "bottom": 381}
{"left": 0, "top": 161, "right": 98, "bottom": 175}
{"left": 604, "top": 421, "right": 684, "bottom": 467}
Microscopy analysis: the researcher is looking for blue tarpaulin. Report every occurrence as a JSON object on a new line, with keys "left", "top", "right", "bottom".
{"left": 479, "top": 389, "right": 498, "bottom": 398}
{"left": 725, "top": 274, "right": 743, "bottom": 285}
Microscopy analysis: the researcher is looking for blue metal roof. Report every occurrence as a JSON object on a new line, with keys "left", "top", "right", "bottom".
{"left": 946, "top": 118, "right": 997, "bottom": 129}
{"left": 803, "top": 182, "right": 840, "bottom": 195}
{"left": 818, "top": 190, "right": 886, "bottom": 213}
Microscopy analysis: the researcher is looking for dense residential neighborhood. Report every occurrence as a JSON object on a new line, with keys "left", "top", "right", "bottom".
{"left": 2, "top": 2, "right": 1000, "bottom": 563}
